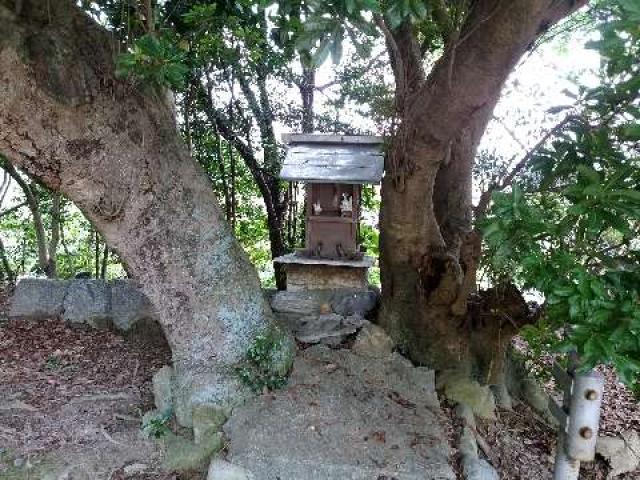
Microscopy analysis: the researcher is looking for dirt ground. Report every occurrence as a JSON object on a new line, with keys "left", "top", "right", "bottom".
{"left": 1, "top": 286, "right": 638, "bottom": 479}
{"left": 0, "top": 286, "right": 178, "bottom": 479}
{"left": 467, "top": 339, "right": 640, "bottom": 480}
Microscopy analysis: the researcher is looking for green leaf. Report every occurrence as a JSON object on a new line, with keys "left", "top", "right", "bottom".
{"left": 576, "top": 164, "right": 601, "bottom": 184}
{"left": 620, "top": 123, "right": 640, "bottom": 141}
{"left": 609, "top": 189, "right": 640, "bottom": 202}
{"left": 553, "top": 286, "right": 575, "bottom": 297}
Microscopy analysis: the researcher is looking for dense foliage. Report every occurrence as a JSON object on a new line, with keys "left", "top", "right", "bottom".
{"left": 482, "top": 0, "right": 640, "bottom": 386}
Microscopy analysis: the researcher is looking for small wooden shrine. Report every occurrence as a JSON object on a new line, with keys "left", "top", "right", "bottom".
{"left": 274, "top": 134, "right": 384, "bottom": 291}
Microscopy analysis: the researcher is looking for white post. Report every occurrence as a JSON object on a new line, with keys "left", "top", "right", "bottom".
{"left": 551, "top": 356, "right": 604, "bottom": 480}
{"left": 553, "top": 432, "right": 580, "bottom": 480}
{"left": 566, "top": 372, "right": 604, "bottom": 461}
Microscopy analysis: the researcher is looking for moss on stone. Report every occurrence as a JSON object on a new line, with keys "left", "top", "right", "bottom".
{"left": 192, "top": 404, "right": 231, "bottom": 444}
{"left": 161, "top": 431, "right": 224, "bottom": 473}
{"left": 438, "top": 369, "right": 497, "bottom": 420}
{"left": 234, "top": 324, "right": 295, "bottom": 393}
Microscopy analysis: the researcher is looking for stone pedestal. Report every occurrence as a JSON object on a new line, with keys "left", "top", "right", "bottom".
{"left": 273, "top": 254, "right": 374, "bottom": 291}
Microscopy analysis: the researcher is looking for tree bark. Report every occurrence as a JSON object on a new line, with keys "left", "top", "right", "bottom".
{"left": 299, "top": 63, "right": 315, "bottom": 134}
{"left": 0, "top": 235, "right": 14, "bottom": 282}
{"left": 379, "top": 0, "right": 587, "bottom": 377}
{"left": 0, "top": 0, "right": 292, "bottom": 424}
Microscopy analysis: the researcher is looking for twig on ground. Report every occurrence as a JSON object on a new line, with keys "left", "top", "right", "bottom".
{"left": 100, "top": 427, "right": 128, "bottom": 447}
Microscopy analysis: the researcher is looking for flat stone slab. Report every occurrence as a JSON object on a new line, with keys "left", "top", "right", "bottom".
{"left": 225, "top": 346, "right": 455, "bottom": 480}
{"left": 271, "top": 290, "right": 379, "bottom": 344}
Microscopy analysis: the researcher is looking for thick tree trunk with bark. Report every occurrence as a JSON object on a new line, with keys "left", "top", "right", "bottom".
{"left": 379, "top": 0, "right": 586, "bottom": 382}
{"left": 0, "top": 0, "right": 292, "bottom": 423}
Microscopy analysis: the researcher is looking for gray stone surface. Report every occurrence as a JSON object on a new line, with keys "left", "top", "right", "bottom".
{"left": 462, "top": 457, "right": 499, "bottom": 480}
{"left": 270, "top": 290, "right": 333, "bottom": 321}
{"left": 271, "top": 289, "right": 379, "bottom": 345}
{"left": 161, "top": 431, "right": 224, "bottom": 473}
{"left": 153, "top": 365, "right": 174, "bottom": 414}
{"left": 352, "top": 321, "right": 394, "bottom": 357}
{"left": 208, "top": 459, "right": 256, "bottom": 480}
{"left": 331, "top": 290, "right": 378, "bottom": 317}
{"left": 63, "top": 279, "right": 111, "bottom": 328}
{"left": 271, "top": 289, "right": 379, "bottom": 322}
{"left": 295, "top": 313, "right": 365, "bottom": 345}
{"left": 505, "top": 347, "right": 556, "bottom": 424}
{"left": 8, "top": 278, "right": 158, "bottom": 333}
{"left": 596, "top": 431, "right": 640, "bottom": 478}
{"left": 224, "top": 345, "right": 454, "bottom": 480}
{"left": 110, "top": 279, "right": 156, "bottom": 331}
{"left": 9, "top": 278, "right": 67, "bottom": 320}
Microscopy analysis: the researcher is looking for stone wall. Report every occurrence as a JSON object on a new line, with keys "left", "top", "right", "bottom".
{"left": 9, "top": 278, "right": 156, "bottom": 333}
{"left": 9, "top": 279, "right": 380, "bottom": 346}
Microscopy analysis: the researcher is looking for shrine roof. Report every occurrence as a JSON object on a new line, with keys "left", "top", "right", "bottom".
{"left": 279, "top": 134, "right": 384, "bottom": 184}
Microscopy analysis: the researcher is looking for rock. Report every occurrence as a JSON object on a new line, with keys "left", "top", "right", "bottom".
{"left": 352, "top": 322, "right": 394, "bottom": 357}
{"left": 439, "top": 371, "right": 496, "bottom": 420}
{"left": 455, "top": 403, "right": 476, "bottom": 429}
{"left": 296, "top": 313, "right": 366, "bottom": 345}
{"left": 62, "top": 279, "right": 111, "bottom": 328}
{"left": 207, "top": 459, "right": 255, "bottom": 480}
{"left": 462, "top": 457, "right": 499, "bottom": 480}
{"left": 0, "top": 399, "right": 38, "bottom": 412}
{"left": 123, "top": 463, "right": 148, "bottom": 475}
{"left": 490, "top": 383, "right": 512, "bottom": 410}
{"left": 9, "top": 278, "right": 159, "bottom": 333}
{"left": 9, "top": 278, "right": 67, "bottom": 320}
{"left": 153, "top": 365, "right": 174, "bottom": 414}
{"left": 520, "top": 378, "right": 555, "bottom": 423}
{"left": 458, "top": 427, "right": 478, "bottom": 459}
{"left": 110, "top": 279, "right": 156, "bottom": 332}
{"left": 505, "top": 347, "right": 555, "bottom": 424}
{"left": 263, "top": 325, "right": 296, "bottom": 377}
{"left": 270, "top": 289, "right": 379, "bottom": 345}
{"left": 270, "top": 290, "right": 331, "bottom": 322}
{"left": 162, "top": 431, "right": 224, "bottom": 473}
{"left": 224, "top": 346, "right": 453, "bottom": 480}
{"left": 596, "top": 431, "right": 640, "bottom": 478}
{"left": 192, "top": 404, "right": 231, "bottom": 445}
{"left": 331, "top": 290, "right": 378, "bottom": 317}
{"left": 175, "top": 371, "right": 252, "bottom": 428}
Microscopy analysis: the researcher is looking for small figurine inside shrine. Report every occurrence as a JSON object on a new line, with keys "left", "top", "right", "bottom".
{"left": 274, "top": 134, "right": 384, "bottom": 291}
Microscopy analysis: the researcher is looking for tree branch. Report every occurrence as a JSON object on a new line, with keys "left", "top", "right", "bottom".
{"left": 0, "top": 201, "right": 27, "bottom": 217}
{"left": 474, "top": 113, "right": 581, "bottom": 219}
{"left": 374, "top": 14, "right": 406, "bottom": 108}
{"left": 1, "top": 161, "right": 49, "bottom": 270}
{"left": 195, "top": 80, "right": 279, "bottom": 220}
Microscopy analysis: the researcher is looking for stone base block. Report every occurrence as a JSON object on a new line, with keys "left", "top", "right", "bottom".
{"left": 274, "top": 254, "right": 374, "bottom": 291}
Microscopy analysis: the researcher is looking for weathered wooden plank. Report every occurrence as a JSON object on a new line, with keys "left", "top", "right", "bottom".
{"left": 280, "top": 135, "right": 384, "bottom": 183}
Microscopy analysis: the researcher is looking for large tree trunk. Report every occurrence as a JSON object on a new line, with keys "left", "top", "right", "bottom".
{"left": 379, "top": 0, "right": 586, "bottom": 381}
{"left": 0, "top": 0, "right": 292, "bottom": 425}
